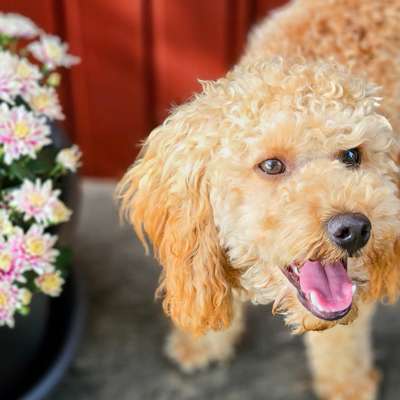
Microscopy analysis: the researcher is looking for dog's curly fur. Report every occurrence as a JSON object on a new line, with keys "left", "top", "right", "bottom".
{"left": 118, "top": 1, "right": 400, "bottom": 399}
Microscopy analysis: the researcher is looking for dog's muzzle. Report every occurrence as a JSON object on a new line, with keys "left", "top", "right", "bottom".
{"left": 326, "top": 213, "right": 371, "bottom": 255}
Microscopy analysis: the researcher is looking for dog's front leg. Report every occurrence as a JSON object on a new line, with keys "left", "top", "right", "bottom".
{"left": 304, "top": 302, "right": 379, "bottom": 400}
{"left": 165, "top": 300, "right": 244, "bottom": 373}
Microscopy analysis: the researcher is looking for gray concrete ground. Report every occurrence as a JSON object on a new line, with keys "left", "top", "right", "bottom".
{"left": 51, "top": 179, "right": 400, "bottom": 400}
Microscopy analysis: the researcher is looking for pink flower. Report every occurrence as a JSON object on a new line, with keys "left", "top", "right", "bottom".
{"left": 0, "top": 104, "right": 51, "bottom": 164}
{"left": 10, "top": 179, "right": 60, "bottom": 225}
{"left": 21, "top": 225, "right": 59, "bottom": 273}
{"left": 4, "top": 225, "right": 58, "bottom": 276}
{"left": 0, "top": 52, "right": 20, "bottom": 103}
{"left": 27, "top": 86, "right": 64, "bottom": 120}
{"left": 0, "top": 53, "right": 42, "bottom": 103}
{"left": 14, "top": 57, "right": 42, "bottom": 96}
{"left": 0, "top": 281, "right": 20, "bottom": 327}
{"left": 0, "top": 13, "right": 39, "bottom": 39}
{"left": 0, "top": 239, "right": 25, "bottom": 283}
{"left": 28, "top": 34, "right": 80, "bottom": 70}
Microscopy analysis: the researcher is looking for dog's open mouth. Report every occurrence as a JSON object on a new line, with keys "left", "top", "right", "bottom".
{"left": 282, "top": 260, "right": 355, "bottom": 321}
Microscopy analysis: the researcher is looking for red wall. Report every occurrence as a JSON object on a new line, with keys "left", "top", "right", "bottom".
{"left": 0, "top": 0, "right": 288, "bottom": 178}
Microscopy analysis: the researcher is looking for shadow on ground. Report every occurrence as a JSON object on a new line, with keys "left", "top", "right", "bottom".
{"left": 50, "top": 179, "right": 400, "bottom": 400}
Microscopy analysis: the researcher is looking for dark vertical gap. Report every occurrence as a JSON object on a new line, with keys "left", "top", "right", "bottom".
{"left": 243, "top": 0, "right": 258, "bottom": 57}
{"left": 142, "top": 0, "right": 157, "bottom": 129}
{"left": 248, "top": 0, "right": 259, "bottom": 27}
{"left": 226, "top": 0, "right": 261, "bottom": 66}
{"left": 51, "top": 0, "right": 77, "bottom": 141}
{"left": 226, "top": 0, "right": 238, "bottom": 68}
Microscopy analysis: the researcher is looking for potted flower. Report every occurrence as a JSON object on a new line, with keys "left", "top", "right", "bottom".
{"left": 0, "top": 12, "right": 84, "bottom": 399}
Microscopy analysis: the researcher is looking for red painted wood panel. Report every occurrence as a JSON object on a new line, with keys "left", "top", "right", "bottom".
{"left": 255, "top": 0, "right": 288, "bottom": 20}
{"left": 64, "top": 0, "right": 151, "bottom": 178}
{"left": 152, "top": 0, "right": 289, "bottom": 124}
{"left": 0, "top": 0, "right": 289, "bottom": 178}
{"left": 152, "top": 0, "right": 232, "bottom": 122}
{"left": 0, "top": 0, "right": 56, "bottom": 31}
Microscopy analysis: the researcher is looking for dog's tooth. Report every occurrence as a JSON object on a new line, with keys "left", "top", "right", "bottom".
{"left": 309, "top": 292, "right": 325, "bottom": 312}
{"left": 310, "top": 292, "right": 319, "bottom": 307}
{"left": 352, "top": 283, "right": 357, "bottom": 295}
{"left": 293, "top": 266, "right": 300, "bottom": 275}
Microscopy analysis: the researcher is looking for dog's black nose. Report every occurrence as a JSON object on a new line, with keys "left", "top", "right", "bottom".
{"left": 327, "top": 213, "right": 371, "bottom": 254}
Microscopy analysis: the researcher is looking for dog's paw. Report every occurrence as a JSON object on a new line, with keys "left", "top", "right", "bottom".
{"left": 314, "top": 369, "right": 380, "bottom": 400}
{"left": 164, "top": 328, "right": 235, "bottom": 373}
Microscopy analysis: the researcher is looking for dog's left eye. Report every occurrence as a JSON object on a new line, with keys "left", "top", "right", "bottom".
{"left": 258, "top": 159, "right": 286, "bottom": 175}
{"left": 339, "top": 148, "right": 361, "bottom": 167}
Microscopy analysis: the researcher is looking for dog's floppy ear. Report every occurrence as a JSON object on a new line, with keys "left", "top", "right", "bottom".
{"left": 368, "top": 139, "right": 400, "bottom": 303}
{"left": 367, "top": 238, "right": 400, "bottom": 303}
{"left": 117, "top": 100, "right": 235, "bottom": 335}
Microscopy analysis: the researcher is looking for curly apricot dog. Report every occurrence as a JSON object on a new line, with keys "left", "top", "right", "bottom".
{"left": 118, "top": 1, "right": 400, "bottom": 399}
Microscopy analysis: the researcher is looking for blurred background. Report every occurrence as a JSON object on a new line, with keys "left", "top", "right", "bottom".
{"left": 2, "top": 1, "right": 400, "bottom": 400}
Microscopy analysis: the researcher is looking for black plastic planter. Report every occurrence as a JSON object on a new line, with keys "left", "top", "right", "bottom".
{"left": 0, "top": 267, "right": 85, "bottom": 399}
{"left": 0, "top": 125, "right": 86, "bottom": 399}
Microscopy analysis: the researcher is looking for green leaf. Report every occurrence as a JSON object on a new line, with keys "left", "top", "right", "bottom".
{"left": 9, "top": 161, "right": 35, "bottom": 181}
{"left": 14, "top": 95, "right": 32, "bottom": 111}
{"left": 22, "top": 270, "right": 40, "bottom": 292}
{"left": 55, "top": 246, "right": 73, "bottom": 275}
{"left": 26, "top": 147, "right": 57, "bottom": 176}
{"left": 0, "top": 34, "right": 13, "bottom": 48}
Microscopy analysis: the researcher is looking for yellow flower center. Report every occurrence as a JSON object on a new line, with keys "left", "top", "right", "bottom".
{"left": 47, "top": 43, "right": 62, "bottom": 61}
{"left": 32, "top": 94, "right": 50, "bottom": 111}
{"left": 0, "top": 219, "right": 12, "bottom": 235}
{"left": 26, "top": 237, "right": 46, "bottom": 256}
{"left": 0, "top": 252, "right": 12, "bottom": 272}
{"left": 20, "top": 289, "right": 32, "bottom": 306}
{"left": 47, "top": 72, "right": 61, "bottom": 87}
{"left": 0, "top": 291, "right": 8, "bottom": 308}
{"left": 14, "top": 121, "right": 29, "bottom": 139}
{"left": 52, "top": 202, "right": 70, "bottom": 223}
{"left": 16, "top": 62, "right": 31, "bottom": 79}
{"left": 38, "top": 273, "right": 63, "bottom": 296}
{"left": 28, "top": 192, "right": 46, "bottom": 208}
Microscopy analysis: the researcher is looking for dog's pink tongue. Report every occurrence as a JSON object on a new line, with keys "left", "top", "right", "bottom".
{"left": 299, "top": 261, "right": 352, "bottom": 312}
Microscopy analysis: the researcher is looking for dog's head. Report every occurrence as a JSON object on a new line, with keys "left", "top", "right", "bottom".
{"left": 118, "top": 59, "right": 400, "bottom": 335}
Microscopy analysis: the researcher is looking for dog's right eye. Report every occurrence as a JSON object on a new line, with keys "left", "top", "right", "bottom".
{"left": 258, "top": 159, "right": 286, "bottom": 175}
{"left": 339, "top": 148, "right": 361, "bottom": 168}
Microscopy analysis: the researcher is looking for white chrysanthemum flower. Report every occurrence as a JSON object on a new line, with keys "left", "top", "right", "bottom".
{"left": 15, "top": 57, "right": 42, "bottom": 96}
{"left": 0, "top": 13, "right": 39, "bottom": 39}
{"left": 56, "top": 145, "right": 82, "bottom": 172}
{"left": 5, "top": 225, "right": 58, "bottom": 276}
{"left": 0, "top": 104, "right": 51, "bottom": 164}
{"left": 46, "top": 72, "right": 61, "bottom": 87}
{"left": 0, "top": 244, "right": 13, "bottom": 274}
{"left": 50, "top": 200, "right": 72, "bottom": 224}
{"left": 27, "top": 85, "right": 64, "bottom": 120}
{"left": 0, "top": 51, "right": 20, "bottom": 102}
{"left": 19, "top": 288, "right": 32, "bottom": 306}
{"left": 0, "top": 281, "right": 20, "bottom": 327}
{"left": 22, "top": 224, "right": 59, "bottom": 273}
{"left": 10, "top": 179, "right": 61, "bottom": 225}
{"left": 28, "top": 34, "right": 80, "bottom": 70}
{"left": 0, "top": 236, "right": 26, "bottom": 282}
{"left": 0, "top": 209, "right": 13, "bottom": 236}
{"left": 0, "top": 53, "right": 41, "bottom": 101}
{"left": 35, "top": 270, "right": 64, "bottom": 297}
